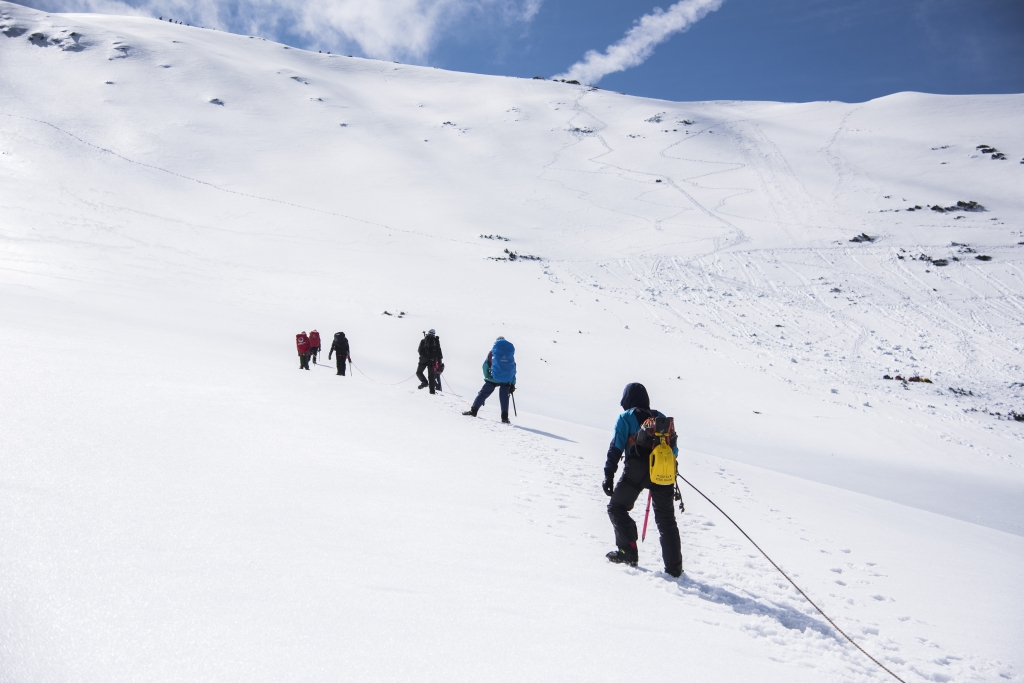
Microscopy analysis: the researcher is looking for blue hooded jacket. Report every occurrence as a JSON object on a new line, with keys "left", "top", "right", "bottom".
{"left": 486, "top": 338, "right": 516, "bottom": 384}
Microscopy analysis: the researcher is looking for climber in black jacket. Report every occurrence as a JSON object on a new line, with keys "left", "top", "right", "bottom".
{"left": 328, "top": 332, "right": 351, "bottom": 376}
{"left": 416, "top": 329, "right": 443, "bottom": 394}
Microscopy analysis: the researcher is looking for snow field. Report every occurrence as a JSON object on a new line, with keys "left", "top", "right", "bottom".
{"left": 2, "top": 2, "right": 1023, "bottom": 681}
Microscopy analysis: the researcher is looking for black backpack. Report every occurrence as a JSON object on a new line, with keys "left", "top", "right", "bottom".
{"left": 626, "top": 410, "right": 677, "bottom": 457}
{"left": 422, "top": 334, "right": 441, "bottom": 359}
{"left": 629, "top": 412, "right": 678, "bottom": 486}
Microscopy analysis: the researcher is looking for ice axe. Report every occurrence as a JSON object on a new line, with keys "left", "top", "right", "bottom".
{"left": 640, "top": 491, "right": 653, "bottom": 542}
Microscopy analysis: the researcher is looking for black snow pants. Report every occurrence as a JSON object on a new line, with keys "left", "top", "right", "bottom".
{"left": 608, "top": 458, "right": 682, "bottom": 574}
{"left": 310, "top": 346, "right": 320, "bottom": 364}
{"left": 299, "top": 353, "right": 311, "bottom": 370}
{"left": 336, "top": 355, "right": 347, "bottom": 375}
{"left": 416, "top": 360, "right": 439, "bottom": 393}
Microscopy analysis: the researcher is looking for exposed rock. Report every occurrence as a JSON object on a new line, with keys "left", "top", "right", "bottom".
{"left": 490, "top": 248, "right": 541, "bottom": 262}
{"left": 931, "top": 200, "right": 984, "bottom": 213}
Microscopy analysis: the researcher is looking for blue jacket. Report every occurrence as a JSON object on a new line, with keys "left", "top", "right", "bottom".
{"left": 486, "top": 339, "right": 516, "bottom": 384}
{"left": 604, "top": 408, "right": 678, "bottom": 478}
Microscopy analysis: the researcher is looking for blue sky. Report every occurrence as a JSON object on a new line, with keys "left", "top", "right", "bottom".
{"left": 433, "top": 0, "right": 1024, "bottom": 102}
{"left": 21, "top": 0, "right": 1024, "bottom": 102}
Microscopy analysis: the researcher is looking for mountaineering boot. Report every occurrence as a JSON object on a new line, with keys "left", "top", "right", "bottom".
{"left": 606, "top": 545, "right": 638, "bottom": 567}
{"left": 501, "top": 411, "right": 511, "bottom": 424}
{"left": 665, "top": 565, "right": 683, "bottom": 578}
{"left": 462, "top": 406, "right": 478, "bottom": 417}
{"left": 418, "top": 382, "right": 428, "bottom": 390}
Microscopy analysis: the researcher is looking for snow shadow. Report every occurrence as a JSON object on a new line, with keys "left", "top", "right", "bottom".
{"left": 674, "top": 575, "right": 833, "bottom": 636}
{"left": 513, "top": 425, "right": 576, "bottom": 442}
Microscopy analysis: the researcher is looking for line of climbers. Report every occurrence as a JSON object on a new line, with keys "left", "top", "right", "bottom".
{"left": 296, "top": 330, "right": 682, "bottom": 573}
{"left": 294, "top": 330, "right": 517, "bottom": 424}
{"left": 296, "top": 326, "right": 918, "bottom": 659}
{"left": 295, "top": 330, "right": 351, "bottom": 375}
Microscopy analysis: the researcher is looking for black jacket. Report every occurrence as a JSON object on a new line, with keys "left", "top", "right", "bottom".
{"left": 418, "top": 335, "right": 443, "bottom": 362}
{"left": 329, "top": 334, "right": 350, "bottom": 360}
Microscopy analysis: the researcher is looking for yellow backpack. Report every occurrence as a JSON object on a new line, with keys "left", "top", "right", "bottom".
{"left": 634, "top": 415, "right": 677, "bottom": 485}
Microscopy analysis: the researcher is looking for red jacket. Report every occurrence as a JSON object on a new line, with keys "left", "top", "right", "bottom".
{"left": 309, "top": 330, "right": 321, "bottom": 349}
{"left": 296, "top": 333, "right": 311, "bottom": 355}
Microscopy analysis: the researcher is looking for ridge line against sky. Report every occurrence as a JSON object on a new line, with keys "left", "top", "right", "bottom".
{"left": 12, "top": 0, "right": 695, "bottom": 82}
{"left": 12, "top": 0, "right": 546, "bottom": 61}
{"left": 8, "top": 0, "right": 1024, "bottom": 102}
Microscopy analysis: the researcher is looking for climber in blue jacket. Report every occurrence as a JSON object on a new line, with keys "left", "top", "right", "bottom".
{"left": 463, "top": 337, "right": 516, "bottom": 423}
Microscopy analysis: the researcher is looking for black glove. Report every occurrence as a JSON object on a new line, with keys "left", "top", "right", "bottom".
{"left": 602, "top": 475, "right": 615, "bottom": 497}
{"left": 509, "top": 384, "right": 516, "bottom": 394}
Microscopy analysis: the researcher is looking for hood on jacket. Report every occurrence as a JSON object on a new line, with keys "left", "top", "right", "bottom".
{"left": 620, "top": 383, "right": 650, "bottom": 411}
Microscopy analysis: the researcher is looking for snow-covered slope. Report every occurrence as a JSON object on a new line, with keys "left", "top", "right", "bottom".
{"left": 1, "top": 3, "right": 1022, "bottom": 681}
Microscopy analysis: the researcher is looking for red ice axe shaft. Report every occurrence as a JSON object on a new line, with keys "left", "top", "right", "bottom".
{"left": 641, "top": 491, "right": 653, "bottom": 542}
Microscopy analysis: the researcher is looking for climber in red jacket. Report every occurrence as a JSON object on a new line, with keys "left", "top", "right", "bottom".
{"left": 296, "top": 332, "right": 311, "bottom": 370}
{"left": 309, "top": 329, "right": 322, "bottom": 364}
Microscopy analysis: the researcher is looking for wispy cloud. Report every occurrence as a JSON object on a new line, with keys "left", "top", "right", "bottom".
{"left": 18, "top": 0, "right": 543, "bottom": 61}
{"left": 555, "top": 0, "right": 724, "bottom": 85}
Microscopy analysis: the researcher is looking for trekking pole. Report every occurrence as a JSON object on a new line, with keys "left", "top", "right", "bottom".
{"left": 640, "top": 491, "right": 653, "bottom": 542}
{"left": 511, "top": 391, "right": 517, "bottom": 417}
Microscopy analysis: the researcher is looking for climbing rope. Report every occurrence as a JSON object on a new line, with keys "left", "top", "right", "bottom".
{"left": 676, "top": 472, "right": 906, "bottom": 683}
{"left": 441, "top": 374, "right": 471, "bottom": 405}
{"left": 349, "top": 361, "right": 418, "bottom": 387}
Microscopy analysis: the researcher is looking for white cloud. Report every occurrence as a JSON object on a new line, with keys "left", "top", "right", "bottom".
{"left": 519, "top": 0, "right": 543, "bottom": 21}
{"left": 20, "top": 0, "right": 543, "bottom": 62}
{"left": 555, "top": 0, "right": 724, "bottom": 85}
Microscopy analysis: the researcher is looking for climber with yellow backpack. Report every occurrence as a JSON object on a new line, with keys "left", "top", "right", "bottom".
{"left": 602, "top": 382, "right": 684, "bottom": 576}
